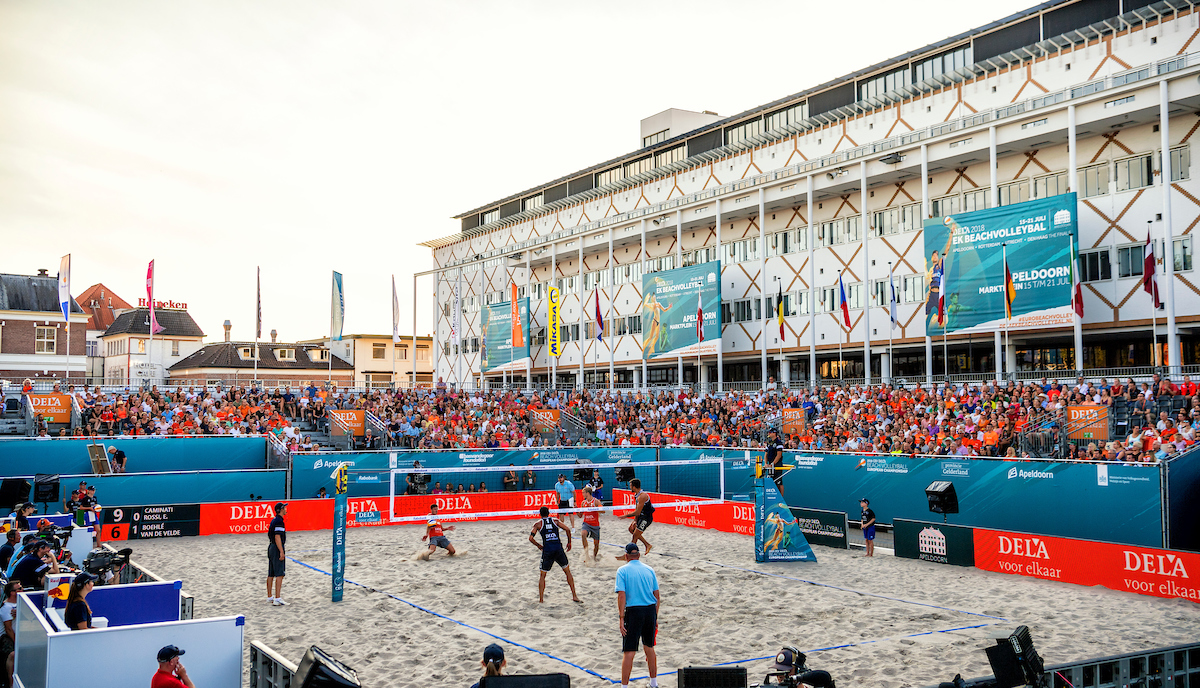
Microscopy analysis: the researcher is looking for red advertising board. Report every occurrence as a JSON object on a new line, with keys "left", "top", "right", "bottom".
{"left": 612, "top": 489, "right": 755, "bottom": 536}
{"left": 391, "top": 490, "right": 560, "bottom": 524}
{"left": 29, "top": 394, "right": 72, "bottom": 423}
{"left": 329, "top": 409, "right": 365, "bottom": 437}
{"left": 973, "top": 528, "right": 1200, "bottom": 601}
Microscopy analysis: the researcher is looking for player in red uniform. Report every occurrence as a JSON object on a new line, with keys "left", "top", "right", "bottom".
{"left": 419, "top": 504, "right": 457, "bottom": 560}
{"left": 579, "top": 485, "right": 602, "bottom": 561}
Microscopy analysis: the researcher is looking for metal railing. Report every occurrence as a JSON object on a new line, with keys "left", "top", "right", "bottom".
{"left": 249, "top": 641, "right": 297, "bottom": 688}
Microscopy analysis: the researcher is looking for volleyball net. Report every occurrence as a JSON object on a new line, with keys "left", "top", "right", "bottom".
{"left": 367, "top": 457, "right": 725, "bottom": 525}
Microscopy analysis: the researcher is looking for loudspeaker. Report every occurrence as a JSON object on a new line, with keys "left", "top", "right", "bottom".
{"left": 925, "top": 480, "right": 959, "bottom": 515}
{"left": 677, "top": 666, "right": 748, "bottom": 688}
{"left": 0, "top": 479, "right": 30, "bottom": 510}
{"left": 33, "top": 474, "right": 60, "bottom": 504}
{"left": 294, "top": 646, "right": 359, "bottom": 688}
{"left": 985, "top": 643, "right": 1025, "bottom": 688}
{"left": 480, "top": 674, "right": 570, "bottom": 688}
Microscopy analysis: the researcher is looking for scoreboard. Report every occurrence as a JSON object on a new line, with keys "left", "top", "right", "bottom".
{"left": 102, "top": 505, "right": 201, "bottom": 540}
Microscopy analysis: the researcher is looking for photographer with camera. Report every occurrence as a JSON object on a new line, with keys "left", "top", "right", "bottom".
{"left": 406, "top": 461, "right": 429, "bottom": 496}
{"left": 754, "top": 646, "right": 835, "bottom": 688}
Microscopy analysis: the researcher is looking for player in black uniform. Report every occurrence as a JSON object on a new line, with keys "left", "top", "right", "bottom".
{"left": 621, "top": 478, "right": 655, "bottom": 555}
{"left": 528, "top": 506, "right": 581, "bottom": 604}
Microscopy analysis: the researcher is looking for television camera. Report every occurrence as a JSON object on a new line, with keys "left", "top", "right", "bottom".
{"left": 83, "top": 547, "right": 134, "bottom": 585}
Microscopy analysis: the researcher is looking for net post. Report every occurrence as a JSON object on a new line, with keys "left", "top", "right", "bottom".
{"left": 719, "top": 455, "right": 726, "bottom": 502}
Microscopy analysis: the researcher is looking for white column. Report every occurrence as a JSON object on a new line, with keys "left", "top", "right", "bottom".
{"left": 880, "top": 351, "right": 890, "bottom": 383}
{"left": 578, "top": 244, "right": 584, "bottom": 387}
{"left": 860, "top": 161, "right": 871, "bottom": 386}
{"left": 989, "top": 126, "right": 999, "bottom": 208}
{"left": 994, "top": 330, "right": 1003, "bottom": 379}
{"left": 921, "top": 143, "right": 933, "bottom": 385}
{"left": 434, "top": 272, "right": 441, "bottom": 385}
{"left": 1068, "top": 102, "right": 1084, "bottom": 372}
{"left": 632, "top": 366, "right": 641, "bottom": 388}
{"left": 677, "top": 209, "right": 684, "bottom": 386}
{"left": 608, "top": 227, "right": 615, "bottom": 389}
{"left": 807, "top": 175, "right": 817, "bottom": 387}
{"left": 716, "top": 199, "right": 724, "bottom": 389}
{"left": 525, "top": 252, "right": 532, "bottom": 387}
{"left": 550, "top": 242, "right": 557, "bottom": 389}
{"left": 759, "top": 188, "right": 768, "bottom": 385}
{"left": 640, "top": 219, "right": 648, "bottom": 390}
{"left": 781, "top": 357, "right": 791, "bottom": 385}
{"left": 1161, "top": 79, "right": 1179, "bottom": 371}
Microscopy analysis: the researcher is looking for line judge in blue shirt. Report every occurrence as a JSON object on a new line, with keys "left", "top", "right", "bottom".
{"left": 615, "top": 542, "right": 660, "bottom": 688}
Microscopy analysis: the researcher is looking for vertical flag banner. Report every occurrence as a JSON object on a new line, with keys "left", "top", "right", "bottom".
{"left": 594, "top": 290, "right": 604, "bottom": 339}
{"left": 332, "top": 463, "right": 348, "bottom": 602}
{"left": 57, "top": 254, "right": 71, "bottom": 322}
{"left": 641, "top": 262, "right": 722, "bottom": 360}
{"left": 452, "top": 273, "right": 462, "bottom": 347}
{"left": 548, "top": 287, "right": 562, "bottom": 357}
{"left": 1070, "top": 237, "right": 1084, "bottom": 318}
{"left": 330, "top": 271, "right": 345, "bottom": 341}
{"left": 1004, "top": 256, "right": 1017, "bottom": 320}
{"left": 1144, "top": 230, "right": 1161, "bottom": 308}
{"left": 837, "top": 272, "right": 851, "bottom": 327}
{"left": 923, "top": 193, "right": 1079, "bottom": 334}
{"left": 888, "top": 265, "right": 899, "bottom": 330}
{"left": 698, "top": 289, "right": 706, "bottom": 343}
{"left": 256, "top": 266, "right": 262, "bottom": 340}
{"left": 392, "top": 275, "right": 400, "bottom": 344}
{"left": 146, "top": 260, "right": 164, "bottom": 335}
{"left": 481, "top": 297, "right": 531, "bottom": 372}
{"left": 511, "top": 283, "right": 524, "bottom": 348}
{"left": 755, "top": 473, "right": 816, "bottom": 562}
{"left": 776, "top": 284, "right": 784, "bottom": 340}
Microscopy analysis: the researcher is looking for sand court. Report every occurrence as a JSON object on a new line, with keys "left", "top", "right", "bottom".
{"left": 125, "top": 515, "right": 1200, "bottom": 687}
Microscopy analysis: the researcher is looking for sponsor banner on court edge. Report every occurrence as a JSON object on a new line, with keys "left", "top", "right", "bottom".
{"left": 641, "top": 262, "right": 721, "bottom": 361}
{"left": 788, "top": 507, "right": 849, "bottom": 549}
{"left": 329, "top": 409, "right": 365, "bottom": 437}
{"left": 481, "top": 297, "right": 530, "bottom": 373}
{"left": 925, "top": 192, "right": 1078, "bottom": 335}
{"left": 613, "top": 489, "right": 755, "bottom": 536}
{"left": 893, "top": 519, "right": 976, "bottom": 567}
{"left": 755, "top": 477, "right": 817, "bottom": 562}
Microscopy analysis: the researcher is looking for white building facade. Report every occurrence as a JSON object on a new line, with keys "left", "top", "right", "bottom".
{"left": 424, "top": 0, "right": 1200, "bottom": 389}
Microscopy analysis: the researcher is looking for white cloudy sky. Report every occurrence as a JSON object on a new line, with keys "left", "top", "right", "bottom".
{"left": 0, "top": 0, "right": 1034, "bottom": 342}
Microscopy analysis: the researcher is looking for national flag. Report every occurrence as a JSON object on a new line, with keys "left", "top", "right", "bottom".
{"left": 936, "top": 262, "right": 947, "bottom": 326}
{"left": 698, "top": 289, "right": 705, "bottom": 343}
{"left": 1004, "top": 259, "right": 1017, "bottom": 320}
{"left": 146, "top": 260, "right": 165, "bottom": 335}
{"left": 888, "top": 265, "right": 898, "bottom": 330}
{"left": 391, "top": 275, "right": 400, "bottom": 344}
{"left": 837, "top": 272, "right": 851, "bottom": 327}
{"left": 57, "top": 254, "right": 71, "bottom": 322}
{"left": 777, "top": 283, "right": 785, "bottom": 341}
{"left": 1070, "top": 237, "right": 1084, "bottom": 318}
{"left": 256, "top": 266, "right": 262, "bottom": 340}
{"left": 594, "top": 289, "right": 604, "bottom": 340}
{"left": 330, "top": 271, "right": 344, "bottom": 341}
{"left": 1144, "top": 230, "right": 1161, "bottom": 308}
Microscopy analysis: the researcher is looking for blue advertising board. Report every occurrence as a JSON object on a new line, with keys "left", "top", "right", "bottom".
{"left": 0, "top": 437, "right": 267, "bottom": 476}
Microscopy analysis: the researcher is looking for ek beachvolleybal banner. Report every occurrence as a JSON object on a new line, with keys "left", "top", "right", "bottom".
{"left": 755, "top": 476, "right": 816, "bottom": 562}
{"left": 641, "top": 262, "right": 722, "bottom": 360}
{"left": 924, "top": 193, "right": 1078, "bottom": 335}
{"left": 481, "top": 297, "right": 530, "bottom": 372}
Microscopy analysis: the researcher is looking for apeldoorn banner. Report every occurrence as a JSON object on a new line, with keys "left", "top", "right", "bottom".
{"left": 973, "top": 528, "right": 1200, "bottom": 601}
{"left": 641, "top": 262, "right": 722, "bottom": 360}
{"left": 924, "top": 193, "right": 1078, "bottom": 335}
{"left": 482, "top": 298, "right": 530, "bottom": 372}
{"left": 894, "top": 519, "right": 976, "bottom": 567}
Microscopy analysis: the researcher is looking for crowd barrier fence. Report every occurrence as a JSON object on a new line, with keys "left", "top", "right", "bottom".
{"left": 0, "top": 435, "right": 268, "bottom": 474}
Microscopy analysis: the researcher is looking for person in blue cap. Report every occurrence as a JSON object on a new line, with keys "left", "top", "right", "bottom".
{"left": 469, "top": 643, "right": 506, "bottom": 688}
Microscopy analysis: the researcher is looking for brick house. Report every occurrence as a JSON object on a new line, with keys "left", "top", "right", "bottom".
{"left": 0, "top": 271, "right": 87, "bottom": 382}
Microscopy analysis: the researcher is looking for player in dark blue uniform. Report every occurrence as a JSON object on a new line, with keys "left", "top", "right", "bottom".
{"left": 528, "top": 506, "right": 581, "bottom": 604}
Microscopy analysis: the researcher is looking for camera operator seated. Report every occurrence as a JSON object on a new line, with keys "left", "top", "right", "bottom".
{"left": 405, "top": 461, "right": 428, "bottom": 495}
{"left": 11, "top": 540, "right": 58, "bottom": 590}
{"left": 35, "top": 521, "right": 72, "bottom": 566}
{"left": 755, "top": 646, "right": 835, "bottom": 688}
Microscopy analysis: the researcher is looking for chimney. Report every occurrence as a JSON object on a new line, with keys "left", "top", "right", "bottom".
{"left": 36, "top": 269, "right": 48, "bottom": 277}
{"left": 270, "top": 329, "right": 277, "bottom": 343}
{"left": 223, "top": 320, "right": 232, "bottom": 342}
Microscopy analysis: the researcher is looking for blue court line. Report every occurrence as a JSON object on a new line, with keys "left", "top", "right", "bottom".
{"left": 600, "top": 541, "right": 1009, "bottom": 622}
{"left": 286, "top": 555, "right": 615, "bottom": 683}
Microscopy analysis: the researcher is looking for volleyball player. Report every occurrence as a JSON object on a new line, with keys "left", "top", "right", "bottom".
{"left": 528, "top": 506, "right": 581, "bottom": 604}
{"left": 619, "top": 478, "right": 655, "bottom": 555}
{"left": 419, "top": 504, "right": 456, "bottom": 560}
{"left": 580, "top": 485, "right": 602, "bottom": 561}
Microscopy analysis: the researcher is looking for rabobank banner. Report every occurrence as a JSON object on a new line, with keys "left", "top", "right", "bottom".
{"left": 482, "top": 298, "right": 530, "bottom": 372}
{"left": 641, "top": 262, "right": 721, "bottom": 360}
{"left": 925, "top": 193, "right": 1078, "bottom": 335}
{"left": 755, "top": 476, "right": 816, "bottom": 562}
{"left": 781, "top": 452, "right": 1163, "bottom": 547}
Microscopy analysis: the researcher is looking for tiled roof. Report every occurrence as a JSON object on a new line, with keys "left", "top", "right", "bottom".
{"left": 0, "top": 273, "right": 82, "bottom": 315}
{"left": 102, "top": 308, "right": 205, "bottom": 338}
{"left": 169, "top": 342, "right": 353, "bottom": 371}
{"left": 76, "top": 283, "right": 132, "bottom": 331}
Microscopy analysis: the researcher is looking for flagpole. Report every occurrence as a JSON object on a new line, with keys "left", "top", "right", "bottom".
{"left": 838, "top": 270, "right": 844, "bottom": 383}
{"left": 1149, "top": 221, "right": 1159, "bottom": 367}
{"left": 148, "top": 260, "right": 155, "bottom": 387}
{"left": 254, "top": 266, "right": 260, "bottom": 389}
{"left": 887, "top": 262, "right": 894, "bottom": 385}
{"left": 1003, "top": 244, "right": 1010, "bottom": 383}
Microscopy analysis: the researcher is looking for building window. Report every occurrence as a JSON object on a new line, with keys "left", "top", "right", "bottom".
{"left": 931, "top": 195, "right": 961, "bottom": 218}
{"left": 654, "top": 145, "right": 685, "bottom": 169}
{"left": 846, "top": 283, "right": 863, "bottom": 310}
{"left": 1079, "top": 249, "right": 1111, "bottom": 282}
{"left": 793, "top": 291, "right": 811, "bottom": 315}
{"left": 873, "top": 204, "right": 919, "bottom": 236}
{"left": 172, "top": 340, "right": 180, "bottom": 357}
{"left": 765, "top": 102, "right": 808, "bottom": 132}
{"left": 482, "top": 209, "right": 499, "bottom": 224}
{"left": 612, "top": 262, "right": 643, "bottom": 285}
{"left": 311, "top": 348, "right": 330, "bottom": 362}
{"left": 522, "top": 194, "right": 544, "bottom": 212}
{"left": 1170, "top": 145, "right": 1191, "bottom": 182}
{"left": 35, "top": 326, "right": 55, "bottom": 354}
{"left": 643, "top": 129, "right": 668, "bottom": 148}
{"left": 85, "top": 340, "right": 99, "bottom": 357}
{"left": 1114, "top": 153, "right": 1153, "bottom": 192}
{"left": 819, "top": 287, "right": 837, "bottom": 313}
{"left": 1117, "top": 244, "right": 1145, "bottom": 279}
{"left": 416, "top": 346, "right": 431, "bottom": 362}
{"left": 723, "top": 239, "right": 758, "bottom": 264}
{"left": 1170, "top": 236, "right": 1194, "bottom": 272}
{"left": 597, "top": 165, "right": 624, "bottom": 187}
{"left": 913, "top": 44, "right": 973, "bottom": 83}
{"left": 1033, "top": 171, "right": 1068, "bottom": 199}
{"left": 625, "top": 156, "right": 653, "bottom": 178}
{"left": 999, "top": 180, "right": 1030, "bottom": 207}
{"left": 1079, "top": 163, "right": 1110, "bottom": 198}
{"left": 238, "top": 345, "right": 258, "bottom": 360}
{"left": 818, "top": 217, "right": 861, "bottom": 246}
{"left": 725, "top": 118, "right": 763, "bottom": 146}
{"left": 962, "top": 189, "right": 988, "bottom": 212}
{"left": 682, "top": 247, "right": 719, "bottom": 267}
{"left": 859, "top": 66, "right": 911, "bottom": 101}
{"left": 136, "top": 339, "right": 146, "bottom": 354}
{"left": 372, "top": 343, "right": 386, "bottom": 359}
{"left": 767, "top": 230, "right": 797, "bottom": 256}
{"left": 903, "top": 275, "right": 926, "bottom": 303}
{"left": 395, "top": 346, "right": 407, "bottom": 360}
{"left": 628, "top": 315, "right": 643, "bottom": 334}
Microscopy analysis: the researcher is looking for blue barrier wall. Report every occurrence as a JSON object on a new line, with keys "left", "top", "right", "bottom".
{"left": 0, "top": 437, "right": 267, "bottom": 475}
{"left": 1167, "top": 451, "right": 1200, "bottom": 552}
{"left": 778, "top": 452, "right": 1163, "bottom": 547}
{"left": 64, "top": 470, "right": 286, "bottom": 507}
{"left": 47, "top": 581, "right": 181, "bottom": 627}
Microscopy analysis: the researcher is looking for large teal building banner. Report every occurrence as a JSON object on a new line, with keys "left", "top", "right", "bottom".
{"left": 641, "top": 262, "right": 721, "bottom": 360}
{"left": 481, "top": 297, "right": 530, "bottom": 372}
{"left": 924, "top": 193, "right": 1078, "bottom": 335}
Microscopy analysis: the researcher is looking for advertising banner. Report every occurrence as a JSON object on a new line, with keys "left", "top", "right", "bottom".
{"left": 509, "top": 283, "right": 524, "bottom": 348}
{"left": 894, "top": 519, "right": 976, "bottom": 567}
{"left": 29, "top": 394, "right": 72, "bottom": 423}
{"left": 641, "top": 262, "right": 722, "bottom": 360}
{"left": 755, "top": 477, "right": 816, "bottom": 562}
{"left": 973, "top": 528, "right": 1200, "bottom": 601}
{"left": 329, "top": 409, "right": 365, "bottom": 437}
{"left": 547, "top": 286, "right": 562, "bottom": 357}
{"left": 530, "top": 409, "right": 560, "bottom": 432}
{"left": 925, "top": 193, "right": 1078, "bottom": 335}
{"left": 788, "top": 507, "right": 848, "bottom": 549}
{"left": 393, "top": 490, "right": 560, "bottom": 523}
{"left": 332, "top": 491, "right": 346, "bottom": 602}
{"left": 781, "top": 409, "right": 806, "bottom": 435}
{"left": 1068, "top": 405, "right": 1109, "bottom": 441}
{"left": 102, "top": 504, "right": 201, "bottom": 540}
{"left": 613, "top": 489, "right": 755, "bottom": 536}
{"left": 482, "top": 297, "right": 530, "bottom": 372}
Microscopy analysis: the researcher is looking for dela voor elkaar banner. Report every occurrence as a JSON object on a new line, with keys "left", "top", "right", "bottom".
{"left": 481, "top": 298, "right": 530, "bottom": 372}
{"left": 641, "top": 262, "right": 722, "bottom": 361}
{"left": 755, "top": 476, "right": 816, "bottom": 562}
{"left": 924, "top": 193, "right": 1078, "bottom": 335}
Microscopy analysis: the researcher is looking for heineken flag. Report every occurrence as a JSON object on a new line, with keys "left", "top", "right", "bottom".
{"left": 755, "top": 476, "right": 817, "bottom": 562}
{"left": 481, "top": 297, "right": 530, "bottom": 372}
{"left": 924, "top": 193, "right": 1078, "bottom": 335}
{"left": 641, "top": 262, "right": 722, "bottom": 360}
